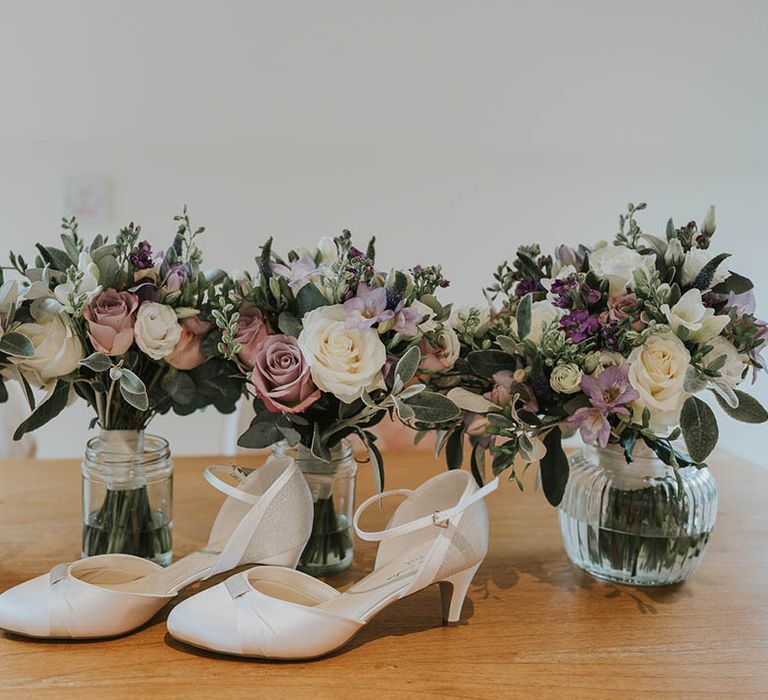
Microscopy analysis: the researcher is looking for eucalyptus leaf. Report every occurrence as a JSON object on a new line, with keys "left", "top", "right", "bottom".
{"left": 680, "top": 396, "right": 719, "bottom": 462}
{"left": 0, "top": 331, "right": 34, "bottom": 358}
{"left": 79, "top": 352, "right": 113, "bottom": 373}
{"left": 516, "top": 293, "right": 532, "bottom": 340}
{"left": 237, "top": 418, "right": 283, "bottom": 449}
{"left": 162, "top": 370, "right": 196, "bottom": 405}
{"left": 295, "top": 283, "right": 327, "bottom": 317}
{"left": 711, "top": 272, "right": 753, "bottom": 295}
{"left": 714, "top": 389, "right": 768, "bottom": 424}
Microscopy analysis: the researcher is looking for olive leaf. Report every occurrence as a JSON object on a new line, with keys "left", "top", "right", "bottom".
{"left": 79, "top": 352, "right": 113, "bottom": 373}
{"left": 714, "top": 389, "right": 768, "bottom": 424}
{"left": 403, "top": 391, "right": 460, "bottom": 424}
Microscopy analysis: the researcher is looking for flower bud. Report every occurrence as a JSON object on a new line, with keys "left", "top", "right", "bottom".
{"left": 664, "top": 238, "right": 685, "bottom": 267}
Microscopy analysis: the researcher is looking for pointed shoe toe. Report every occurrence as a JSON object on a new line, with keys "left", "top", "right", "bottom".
{"left": 167, "top": 584, "right": 242, "bottom": 655}
{"left": 0, "top": 574, "right": 52, "bottom": 637}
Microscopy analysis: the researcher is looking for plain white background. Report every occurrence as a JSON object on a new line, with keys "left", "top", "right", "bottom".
{"left": 0, "top": 0, "right": 766, "bottom": 459}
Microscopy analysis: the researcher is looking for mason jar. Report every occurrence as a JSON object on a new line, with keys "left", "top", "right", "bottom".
{"left": 82, "top": 430, "right": 173, "bottom": 566}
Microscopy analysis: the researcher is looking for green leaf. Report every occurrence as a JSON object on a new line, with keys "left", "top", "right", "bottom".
{"left": 295, "top": 283, "right": 327, "bottom": 316}
{"left": 237, "top": 417, "right": 284, "bottom": 449}
{"left": 683, "top": 366, "right": 708, "bottom": 394}
{"left": 714, "top": 389, "right": 768, "bottom": 424}
{"left": 0, "top": 331, "right": 34, "bottom": 358}
{"left": 445, "top": 429, "right": 464, "bottom": 469}
{"left": 540, "top": 427, "right": 569, "bottom": 506}
{"left": 467, "top": 349, "right": 516, "bottom": 378}
{"left": 395, "top": 345, "right": 421, "bottom": 386}
{"left": 120, "top": 385, "right": 149, "bottom": 411}
{"left": 0, "top": 379, "right": 8, "bottom": 403}
{"left": 711, "top": 272, "right": 753, "bottom": 295}
{"left": 665, "top": 218, "right": 676, "bottom": 241}
{"left": 277, "top": 311, "right": 303, "bottom": 337}
{"left": 119, "top": 368, "right": 146, "bottom": 395}
{"left": 161, "top": 370, "right": 196, "bottom": 405}
{"left": 470, "top": 441, "right": 486, "bottom": 485}
{"left": 96, "top": 255, "right": 120, "bottom": 288}
{"left": 79, "top": 352, "right": 113, "bottom": 373}
{"left": 364, "top": 430, "right": 385, "bottom": 493}
{"left": 403, "top": 391, "right": 461, "bottom": 424}
{"left": 496, "top": 335, "right": 517, "bottom": 355}
{"left": 18, "top": 371, "right": 35, "bottom": 411}
{"left": 680, "top": 396, "right": 719, "bottom": 462}
{"left": 13, "top": 379, "right": 70, "bottom": 440}
{"left": 516, "top": 293, "right": 532, "bottom": 340}
{"left": 311, "top": 421, "right": 332, "bottom": 462}
{"left": 35, "top": 244, "right": 74, "bottom": 272}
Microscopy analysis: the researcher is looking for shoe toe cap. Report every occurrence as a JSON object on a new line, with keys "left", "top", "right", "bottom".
{"left": 167, "top": 584, "right": 242, "bottom": 655}
{"left": 0, "top": 574, "right": 52, "bottom": 637}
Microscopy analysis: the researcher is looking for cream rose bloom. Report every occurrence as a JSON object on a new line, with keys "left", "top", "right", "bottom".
{"left": 525, "top": 300, "right": 562, "bottom": 346}
{"left": 11, "top": 307, "right": 83, "bottom": 386}
{"left": 628, "top": 332, "right": 690, "bottom": 430}
{"left": 134, "top": 302, "right": 182, "bottom": 360}
{"left": 298, "top": 305, "right": 386, "bottom": 403}
{"left": 661, "top": 288, "right": 730, "bottom": 343}
{"left": 589, "top": 245, "right": 656, "bottom": 297}
{"left": 550, "top": 363, "right": 583, "bottom": 394}
{"left": 703, "top": 337, "right": 745, "bottom": 389}
{"left": 681, "top": 248, "right": 728, "bottom": 288}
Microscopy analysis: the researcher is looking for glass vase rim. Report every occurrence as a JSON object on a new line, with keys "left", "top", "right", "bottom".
{"left": 85, "top": 430, "right": 170, "bottom": 467}
{"left": 272, "top": 438, "right": 354, "bottom": 465}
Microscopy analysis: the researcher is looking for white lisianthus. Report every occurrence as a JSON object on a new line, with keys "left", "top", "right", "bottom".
{"left": 317, "top": 237, "right": 338, "bottom": 265}
{"left": 549, "top": 363, "right": 583, "bottom": 394}
{"left": 680, "top": 248, "right": 728, "bottom": 288}
{"left": 134, "top": 302, "right": 182, "bottom": 360}
{"left": 703, "top": 337, "right": 746, "bottom": 389}
{"left": 298, "top": 305, "right": 387, "bottom": 403}
{"left": 11, "top": 307, "right": 83, "bottom": 386}
{"left": 525, "top": 300, "right": 563, "bottom": 346}
{"left": 661, "top": 288, "right": 730, "bottom": 343}
{"left": 628, "top": 332, "right": 690, "bottom": 430}
{"left": 589, "top": 245, "right": 656, "bottom": 297}
{"left": 53, "top": 252, "right": 102, "bottom": 314}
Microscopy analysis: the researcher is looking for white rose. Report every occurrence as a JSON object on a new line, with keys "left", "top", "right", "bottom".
{"left": 134, "top": 302, "right": 182, "bottom": 360}
{"left": 628, "top": 332, "right": 690, "bottom": 430}
{"left": 298, "top": 305, "right": 387, "bottom": 403}
{"left": 703, "top": 337, "right": 745, "bottom": 389}
{"left": 53, "top": 252, "right": 102, "bottom": 314}
{"left": 411, "top": 299, "right": 438, "bottom": 334}
{"left": 661, "top": 288, "right": 730, "bottom": 343}
{"left": 592, "top": 350, "right": 625, "bottom": 376}
{"left": 11, "top": 307, "right": 83, "bottom": 386}
{"left": 550, "top": 363, "right": 583, "bottom": 394}
{"left": 525, "top": 300, "right": 562, "bottom": 346}
{"left": 681, "top": 248, "right": 728, "bottom": 288}
{"left": 589, "top": 245, "right": 656, "bottom": 297}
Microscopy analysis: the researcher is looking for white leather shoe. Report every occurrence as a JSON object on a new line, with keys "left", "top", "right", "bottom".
{"left": 167, "top": 469, "right": 498, "bottom": 659}
{"left": 0, "top": 457, "right": 312, "bottom": 639}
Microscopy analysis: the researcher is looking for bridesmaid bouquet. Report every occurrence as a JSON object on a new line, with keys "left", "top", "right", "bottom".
{"left": 3, "top": 209, "right": 241, "bottom": 558}
{"left": 436, "top": 204, "right": 768, "bottom": 505}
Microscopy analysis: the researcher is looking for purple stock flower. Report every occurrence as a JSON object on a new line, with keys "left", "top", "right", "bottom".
{"left": 560, "top": 308, "right": 600, "bottom": 343}
{"left": 130, "top": 241, "right": 154, "bottom": 270}
{"left": 549, "top": 274, "right": 601, "bottom": 310}
{"left": 515, "top": 277, "right": 544, "bottom": 297}
{"left": 343, "top": 283, "right": 394, "bottom": 329}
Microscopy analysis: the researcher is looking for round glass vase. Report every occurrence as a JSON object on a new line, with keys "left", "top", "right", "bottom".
{"left": 558, "top": 443, "right": 718, "bottom": 586}
{"left": 82, "top": 430, "right": 173, "bottom": 567}
{"left": 271, "top": 439, "right": 356, "bottom": 576}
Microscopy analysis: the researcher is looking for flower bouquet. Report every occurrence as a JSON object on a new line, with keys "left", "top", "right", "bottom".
{"left": 434, "top": 203, "right": 767, "bottom": 583}
{"left": 3, "top": 209, "right": 242, "bottom": 564}
{"left": 214, "top": 230, "right": 460, "bottom": 573}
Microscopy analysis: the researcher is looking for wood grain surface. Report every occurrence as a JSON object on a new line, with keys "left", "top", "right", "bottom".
{"left": 0, "top": 448, "right": 766, "bottom": 699}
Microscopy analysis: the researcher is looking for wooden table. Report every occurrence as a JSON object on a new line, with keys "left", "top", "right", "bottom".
{"left": 0, "top": 449, "right": 766, "bottom": 699}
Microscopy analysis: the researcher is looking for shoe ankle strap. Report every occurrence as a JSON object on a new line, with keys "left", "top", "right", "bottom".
{"left": 204, "top": 465, "right": 265, "bottom": 504}
{"left": 353, "top": 478, "right": 498, "bottom": 542}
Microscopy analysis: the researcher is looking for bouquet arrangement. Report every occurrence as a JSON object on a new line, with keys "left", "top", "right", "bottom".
{"left": 435, "top": 203, "right": 767, "bottom": 506}
{"left": 3, "top": 209, "right": 241, "bottom": 559}
{"left": 213, "top": 230, "right": 460, "bottom": 569}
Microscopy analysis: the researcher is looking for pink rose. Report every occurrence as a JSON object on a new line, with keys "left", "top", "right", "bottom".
{"left": 167, "top": 317, "right": 212, "bottom": 370}
{"left": 251, "top": 334, "right": 321, "bottom": 414}
{"left": 607, "top": 293, "right": 644, "bottom": 331}
{"left": 235, "top": 305, "right": 271, "bottom": 367}
{"left": 84, "top": 289, "right": 139, "bottom": 356}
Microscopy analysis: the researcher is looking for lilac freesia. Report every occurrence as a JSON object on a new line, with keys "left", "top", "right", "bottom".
{"left": 272, "top": 256, "right": 322, "bottom": 292}
{"left": 392, "top": 302, "right": 424, "bottom": 336}
{"left": 343, "top": 283, "right": 394, "bottom": 329}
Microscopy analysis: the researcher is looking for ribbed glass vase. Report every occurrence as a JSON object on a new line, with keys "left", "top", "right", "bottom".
{"left": 558, "top": 443, "right": 718, "bottom": 586}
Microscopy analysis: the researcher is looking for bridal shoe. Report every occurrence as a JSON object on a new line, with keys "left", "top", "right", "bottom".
{"left": 167, "top": 469, "right": 498, "bottom": 659}
{"left": 0, "top": 456, "right": 312, "bottom": 639}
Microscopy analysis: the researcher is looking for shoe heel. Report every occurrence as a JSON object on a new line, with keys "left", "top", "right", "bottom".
{"left": 438, "top": 562, "right": 481, "bottom": 625}
{"left": 258, "top": 544, "right": 304, "bottom": 568}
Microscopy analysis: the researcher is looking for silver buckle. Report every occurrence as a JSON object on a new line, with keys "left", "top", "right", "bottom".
{"left": 432, "top": 511, "right": 450, "bottom": 529}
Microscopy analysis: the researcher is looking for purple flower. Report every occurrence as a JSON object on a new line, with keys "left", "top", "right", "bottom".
{"left": 581, "top": 365, "right": 638, "bottom": 413}
{"left": 484, "top": 370, "right": 538, "bottom": 413}
{"left": 560, "top": 308, "right": 600, "bottom": 343}
{"left": 515, "top": 277, "right": 544, "bottom": 297}
{"left": 272, "top": 256, "right": 321, "bottom": 291}
{"left": 130, "top": 241, "right": 154, "bottom": 270}
{"left": 568, "top": 407, "right": 611, "bottom": 447}
{"left": 343, "top": 283, "right": 394, "bottom": 329}
{"left": 162, "top": 262, "right": 190, "bottom": 292}
{"left": 392, "top": 303, "right": 425, "bottom": 336}
{"left": 555, "top": 244, "right": 584, "bottom": 269}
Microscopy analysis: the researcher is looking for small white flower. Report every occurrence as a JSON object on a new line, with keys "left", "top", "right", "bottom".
{"left": 549, "top": 363, "right": 583, "bottom": 394}
{"left": 53, "top": 252, "right": 102, "bottom": 314}
{"left": 317, "top": 237, "right": 338, "bottom": 265}
{"left": 661, "top": 288, "right": 730, "bottom": 343}
{"left": 703, "top": 337, "right": 745, "bottom": 389}
{"left": 589, "top": 245, "right": 656, "bottom": 297}
{"left": 134, "top": 302, "right": 182, "bottom": 360}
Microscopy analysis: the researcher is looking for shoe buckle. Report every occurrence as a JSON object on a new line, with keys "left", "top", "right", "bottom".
{"left": 432, "top": 511, "right": 450, "bottom": 529}
{"left": 225, "top": 575, "right": 252, "bottom": 600}
{"left": 49, "top": 563, "right": 68, "bottom": 586}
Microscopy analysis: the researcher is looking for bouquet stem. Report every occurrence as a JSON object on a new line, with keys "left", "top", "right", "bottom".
{"left": 299, "top": 495, "right": 353, "bottom": 574}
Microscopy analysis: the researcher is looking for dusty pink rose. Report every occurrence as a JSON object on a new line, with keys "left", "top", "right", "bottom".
{"left": 167, "top": 317, "right": 212, "bottom": 370}
{"left": 84, "top": 289, "right": 139, "bottom": 356}
{"left": 251, "top": 334, "right": 321, "bottom": 414}
{"left": 607, "top": 293, "right": 645, "bottom": 331}
{"left": 235, "top": 305, "right": 271, "bottom": 367}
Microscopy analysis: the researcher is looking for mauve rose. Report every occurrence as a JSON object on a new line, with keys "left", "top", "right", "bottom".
{"left": 167, "top": 317, "right": 212, "bottom": 370}
{"left": 84, "top": 289, "right": 139, "bottom": 356}
{"left": 251, "top": 334, "right": 321, "bottom": 414}
{"left": 235, "top": 305, "right": 271, "bottom": 367}
{"left": 607, "top": 293, "right": 644, "bottom": 331}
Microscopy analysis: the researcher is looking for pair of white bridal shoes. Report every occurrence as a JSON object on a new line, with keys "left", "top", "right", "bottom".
{"left": 0, "top": 456, "right": 312, "bottom": 638}
{"left": 167, "top": 469, "right": 497, "bottom": 660}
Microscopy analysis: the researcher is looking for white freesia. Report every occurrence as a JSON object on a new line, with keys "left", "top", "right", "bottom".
{"left": 298, "top": 305, "right": 386, "bottom": 403}
{"left": 589, "top": 245, "right": 656, "bottom": 297}
{"left": 661, "top": 288, "right": 730, "bottom": 343}
{"left": 53, "top": 252, "right": 102, "bottom": 314}
{"left": 549, "top": 363, "right": 583, "bottom": 394}
{"left": 317, "top": 237, "right": 338, "bottom": 265}
{"left": 10, "top": 306, "right": 83, "bottom": 386}
{"left": 681, "top": 248, "right": 728, "bottom": 288}
{"left": 628, "top": 332, "right": 690, "bottom": 430}
{"left": 134, "top": 302, "right": 182, "bottom": 360}
{"left": 526, "top": 300, "right": 563, "bottom": 346}
{"left": 703, "top": 337, "right": 745, "bottom": 389}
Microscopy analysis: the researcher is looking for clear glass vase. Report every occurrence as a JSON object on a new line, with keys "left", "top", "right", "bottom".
{"left": 558, "top": 443, "right": 718, "bottom": 586}
{"left": 82, "top": 430, "right": 173, "bottom": 566}
{"left": 271, "top": 439, "right": 356, "bottom": 576}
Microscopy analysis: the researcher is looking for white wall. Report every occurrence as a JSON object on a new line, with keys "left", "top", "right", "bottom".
{"left": 1, "top": 0, "right": 767, "bottom": 459}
